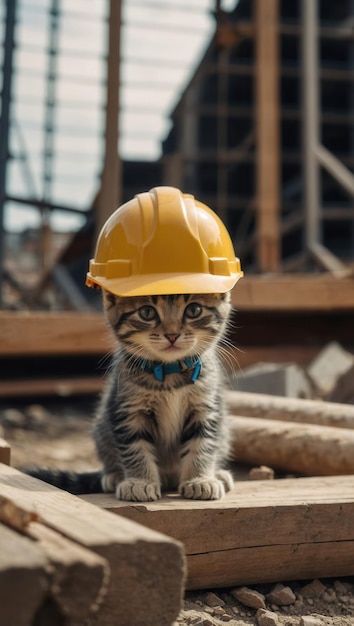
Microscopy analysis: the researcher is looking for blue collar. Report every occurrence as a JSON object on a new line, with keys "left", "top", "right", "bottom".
{"left": 137, "top": 355, "right": 202, "bottom": 383}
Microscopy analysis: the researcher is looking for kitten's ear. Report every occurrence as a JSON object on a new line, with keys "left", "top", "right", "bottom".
{"left": 220, "top": 291, "right": 231, "bottom": 303}
{"left": 102, "top": 289, "right": 117, "bottom": 309}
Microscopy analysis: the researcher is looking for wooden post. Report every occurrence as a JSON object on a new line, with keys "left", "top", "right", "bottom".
{"left": 96, "top": 0, "right": 122, "bottom": 242}
{"left": 255, "top": 0, "right": 281, "bottom": 271}
{"left": 302, "top": 0, "right": 321, "bottom": 249}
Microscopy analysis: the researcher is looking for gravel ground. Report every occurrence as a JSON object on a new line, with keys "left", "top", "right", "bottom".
{"left": 1, "top": 399, "right": 354, "bottom": 626}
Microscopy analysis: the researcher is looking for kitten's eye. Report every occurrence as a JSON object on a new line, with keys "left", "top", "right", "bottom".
{"left": 185, "top": 303, "right": 203, "bottom": 319}
{"left": 138, "top": 306, "right": 158, "bottom": 321}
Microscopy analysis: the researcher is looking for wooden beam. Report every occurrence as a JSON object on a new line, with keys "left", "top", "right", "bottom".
{"left": 232, "top": 275, "right": 354, "bottom": 311}
{"left": 0, "top": 376, "right": 104, "bottom": 398}
{"left": 0, "top": 311, "right": 113, "bottom": 356}
{"left": 226, "top": 390, "right": 354, "bottom": 429}
{"left": 0, "top": 523, "right": 49, "bottom": 626}
{"left": 1, "top": 276, "right": 354, "bottom": 358}
{"left": 0, "top": 496, "right": 109, "bottom": 624}
{"left": 0, "top": 464, "right": 185, "bottom": 626}
{"left": 82, "top": 475, "right": 354, "bottom": 590}
{"left": 308, "top": 242, "right": 352, "bottom": 277}
{"left": 228, "top": 415, "right": 354, "bottom": 476}
{"left": 255, "top": 0, "right": 280, "bottom": 271}
{"left": 27, "top": 521, "right": 109, "bottom": 622}
{"left": 96, "top": 0, "right": 122, "bottom": 241}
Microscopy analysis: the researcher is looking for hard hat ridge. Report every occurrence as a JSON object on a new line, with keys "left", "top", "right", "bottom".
{"left": 86, "top": 186, "right": 243, "bottom": 297}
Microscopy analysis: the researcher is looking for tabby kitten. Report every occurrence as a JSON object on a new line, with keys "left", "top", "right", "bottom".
{"left": 26, "top": 290, "right": 234, "bottom": 501}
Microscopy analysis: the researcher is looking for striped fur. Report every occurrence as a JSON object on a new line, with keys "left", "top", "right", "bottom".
{"left": 25, "top": 291, "right": 234, "bottom": 501}
{"left": 94, "top": 291, "right": 234, "bottom": 501}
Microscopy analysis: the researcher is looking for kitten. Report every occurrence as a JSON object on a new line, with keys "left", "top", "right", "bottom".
{"left": 25, "top": 290, "right": 234, "bottom": 501}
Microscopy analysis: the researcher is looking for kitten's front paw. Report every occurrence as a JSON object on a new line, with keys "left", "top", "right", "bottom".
{"left": 216, "top": 469, "right": 234, "bottom": 492}
{"left": 101, "top": 471, "right": 121, "bottom": 493}
{"left": 116, "top": 478, "right": 161, "bottom": 502}
{"left": 179, "top": 476, "right": 230, "bottom": 500}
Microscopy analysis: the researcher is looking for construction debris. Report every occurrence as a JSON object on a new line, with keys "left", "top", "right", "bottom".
{"left": 230, "top": 363, "right": 312, "bottom": 398}
{"left": 307, "top": 341, "right": 354, "bottom": 403}
{"left": 231, "top": 587, "right": 266, "bottom": 610}
{"left": 248, "top": 465, "right": 275, "bottom": 480}
{"left": 228, "top": 342, "right": 354, "bottom": 403}
{"left": 265, "top": 583, "right": 296, "bottom": 606}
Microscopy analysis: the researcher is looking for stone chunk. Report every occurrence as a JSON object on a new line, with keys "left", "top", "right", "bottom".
{"left": 249, "top": 465, "right": 275, "bottom": 480}
{"left": 300, "top": 617, "right": 324, "bottom": 626}
{"left": 266, "top": 583, "right": 296, "bottom": 606}
{"left": 230, "top": 362, "right": 311, "bottom": 398}
{"left": 256, "top": 608, "right": 280, "bottom": 626}
{"left": 307, "top": 341, "right": 354, "bottom": 402}
{"left": 231, "top": 586, "right": 266, "bottom": 609}
{"left": 204, "top": 592, "right": 225, "bottom": 608}
{"left": 299, "top": 579, "right": 326, "bottom": 598}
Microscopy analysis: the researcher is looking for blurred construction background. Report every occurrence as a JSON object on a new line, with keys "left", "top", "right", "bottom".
{"left": 1, "top": 0, "right": 354, "bottom": 396}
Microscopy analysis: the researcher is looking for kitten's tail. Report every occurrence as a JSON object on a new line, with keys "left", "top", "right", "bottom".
{"left": 21, "top": 467, "right": 103, "bottom": 495}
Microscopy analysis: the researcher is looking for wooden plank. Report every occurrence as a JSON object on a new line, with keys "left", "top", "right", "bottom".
{"left": 232, "top": 275, "right": 354, "bottom": 311}
{"left": 82, "top": 475, "right": 354, "bottom": 590}
{"left": 28, "top": 521, "right": 109, "bottom": 622}
{"left": 227, "top": 345, "right": 319, "bottom": 368}
{"left": 0, "top": 376, "right": 104, "bottom": 398}
{"left": 1, "top": 277, "right": 354, "bottom": 362}
{"left": 0, "top": 502, "right": 108, "bottom": 625}
{"left": 0, "top": 438, "right": 10, "bottom": 465}
{"left": 0, "top": 522, "right": 49, "bottom": 626}
{"left": 255, "top": 0, "right": 280, "bottom": 271}
{"left": 0, "top": 464, "right": 185, "bottom": 626}
{"left": 1, "top": 275, "right": 354, "bottom": 357}
{"left": 0, "top": 311, "right": 112, "bottom": 356}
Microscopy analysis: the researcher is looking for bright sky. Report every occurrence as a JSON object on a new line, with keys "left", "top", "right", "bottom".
{"left": 1, "top": 0, "right": 238, "bottom": 233}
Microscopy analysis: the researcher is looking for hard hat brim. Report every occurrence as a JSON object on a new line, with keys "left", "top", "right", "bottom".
{"left": 86, "top": 271, "right": 243, "bottom": 297}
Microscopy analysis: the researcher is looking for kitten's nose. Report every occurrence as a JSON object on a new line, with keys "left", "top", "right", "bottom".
{"left": 165, "top": 333, "right": 180, "bottom": 345}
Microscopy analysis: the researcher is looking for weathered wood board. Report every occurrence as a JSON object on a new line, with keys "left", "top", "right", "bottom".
{"left": 81, "top": 475, "right": 354, "bottom": 590}
{"left": 0, "top": 464, "right": 185, "bottom": 626}
{"left": 0, "top": 375, "right": 104, "bottom": 398}
{"left": 0, "top": 517, "right": 108, "bottom": 626}
{"left": 0, "top": 522, "right": 49, "bottom": 626}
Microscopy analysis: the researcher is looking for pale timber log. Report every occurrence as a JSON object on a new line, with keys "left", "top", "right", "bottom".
{"left": 226, "top": 390, "right": 354, "bottom": 429}
{"left": 229, "top": 415, "right": 354, "bottom": 475}
{"left": 0, "top": 464, "right": 185, "bottom": 626}
{"left": 82, "top": 475, "right": 354, "bottom": 590}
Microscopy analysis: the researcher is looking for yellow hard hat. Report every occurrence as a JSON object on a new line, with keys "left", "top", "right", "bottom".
{"left": 86, "top": 186, "right": 243, "bottom": 297}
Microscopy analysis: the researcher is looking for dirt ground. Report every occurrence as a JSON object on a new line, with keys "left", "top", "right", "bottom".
{"left": 1, "top": 397, "right": 354, "bottom": 626}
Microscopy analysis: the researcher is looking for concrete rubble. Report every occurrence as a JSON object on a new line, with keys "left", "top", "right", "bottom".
{"left": 229, "top": 342, "right": 354, "bottom": 403}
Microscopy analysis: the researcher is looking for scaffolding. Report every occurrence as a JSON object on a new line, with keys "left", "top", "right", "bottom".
{"left": 1, "top": 0, "right": 354, "bottom": 311}
{"left": 161, "top": 0, "right": 354, "bottom": 273}
{"left": 0, "top": 0, "right": 116, "bottom": 306}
